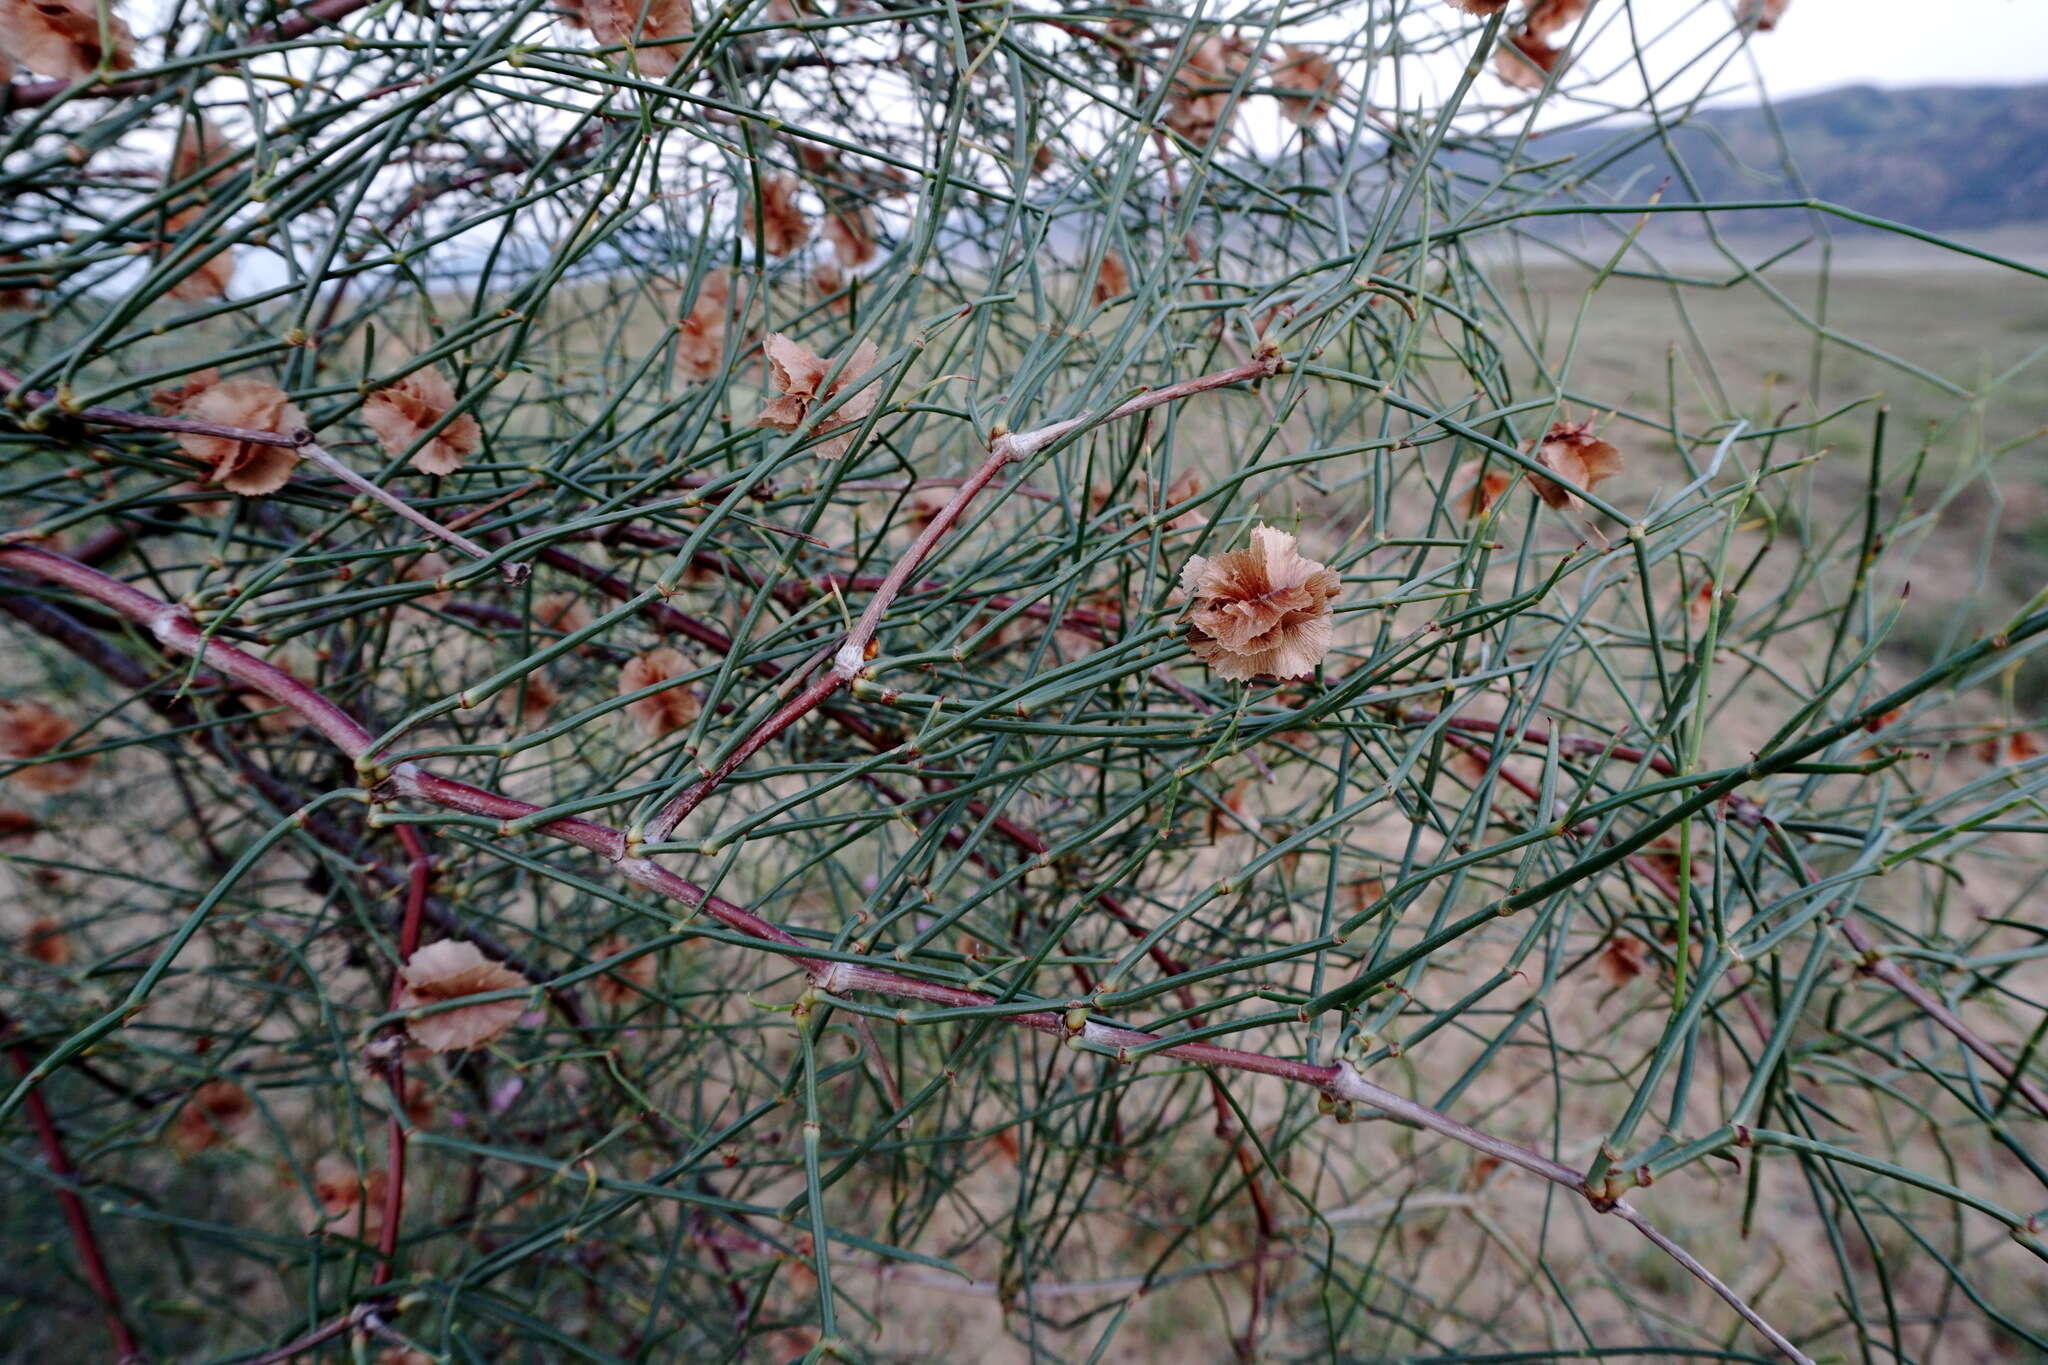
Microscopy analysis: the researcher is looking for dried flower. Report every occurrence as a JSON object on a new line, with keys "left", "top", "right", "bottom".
{"left": 904, "top": 483, "right": 955, "bottom": 532}
{"left": 176, "top": 378, "right": 305, "bottom": 496}
{"left": 0, "top": 699, "right": 93, "bottom": 791}
{"left": 155, "top": 204, "right": 236, "bottom": 300}
{"left": 1446, "top": 744, "right": 1493, "bottom": 785}
{"left": 375, "top": 1350, "right": 434, "bottom": 1365}
{"left": 1179, "top": 525, "right": 1340, "bottom": 682}
{"left": 1456, "top": 461, "right": 1512, "bottom": 517}
{"left": 0, "top": 254, "right": 33, "bottom": 311}
{"left": 1462, "top": 1152, "right": 1505, "bottom": 1192}
{"left": 1108, "top": 468, "right": 1207, "bottom": 535}
{"left": 364, "top": 365, "right": 482, "bottom": 476}
{"left": 1496, "top": 0, "right": 1585, "bottom": 89}
{"left": 1031, "top": 142, "right": 1054, "bottom": 176}
{"left": 502, "top": 672, "right": 560, "bottom": 728}
{"left": 1639, "top": 834, "right": 1704, "bottom": 887}
{"left": 1103, "top": 0, "right": 1148, "bottom": 39}
{"left": 1093, "top": 250, "right": 1129, "bottom": 305}
{"left": 676, "top": 269, "right": 730, "bottom": 381}
{"left": 1529, "top": 421, "right": 1622, "bottom": 510}
{"left": 1443, "top": 0, "right": 1509, "bottom": 12}
{"left": 401, "top": 551, "right": 452, "bottom": 608}
{"left": 1206, "top": 778, "right": 1257, "bottom": 842}
{"left": 304, "top": 1153, "right": 389, "bottom": 1242}
{"left": 20, "top": 912, "right": 67, "bottom": 963}
{"left": 1152, "top": 469, "right": 1206, "bottom": 535}
{"left": 151, "top": 366, "right": 219, "bottom": 415}
{"left": 1164, "top": 35, "right": 1256, "bottom": 145}
{"left": 794, "top": 141, "right": 840, "bottom": 180}
{"left": 745, "top": 173, "right": 812, "bottom": 256}
{"left": 1740, "top": 0, "right": 1788, "bottom": 30}
{"left": 1688, "top": 576, "right": 1715, "bottom": 630}
{"left": 172, "top": 118, "right": 237, "bottom": 189}
{"left": 0, "top": 808, "right": 44, "bottom": 849}
{"left": 592, "top": 934, "right": 657, "bottom": 1006}
{"left": 1049, "top": 588, "right": 1124, "bottom": 658}
{"left": 171, "top": 1080, "right": 253, "bottom": 1156}
{"left": 1525, "top": 0, "right": 1589, "bottom": 36}
{"left": 155, "top": 125, "right": 241, "bottom": 299}
{"left": 1859, "top": 707, "right": 1905, "bottom": 760}
{"left": 1271, "top": 45, "right": 1341, "bottom": 125}
{"left": 237, "top": 691, "right": 298, "bottom": 735}
{"left": 396, "top": 939, "right": 531, "bottom": 1052}
{"left": 823, "top": 204, "right": 878, "bottom": 269}
{"left": 1596, "top": 934, "right": 1650, "bottom": 988}
{"left": 811, "top": 258, "right": 847, "bottom": 314}
{"left": 169, "top": 1080, "right": 253, "bottom": 1162}
{"left": 0, "top": 0, "right": 134, "bottom": 81}
{"left": 756, "top": 332, "right": 880, "bottom": 459}
{"left": 619, "top": 647, "right": 701, "bottom": 737}
{"left": 1494, "top": 29, "right": 1561, "bottom": 90}
{"left": 583, "top": 0, "right": 693, "bottom": 75}
{"left": 1975, "top": 730, "right": 2042, "bottom": 765}
{"left": 534, "top": 590, "right": 594, "bottom": 639}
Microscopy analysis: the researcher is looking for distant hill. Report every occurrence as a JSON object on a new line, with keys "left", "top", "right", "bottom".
{"left": 1519, "top": 83, "right": 2048, "bottom": 233}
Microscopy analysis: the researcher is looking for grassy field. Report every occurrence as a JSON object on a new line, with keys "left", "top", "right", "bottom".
{"left": 4, "top": 236, "right": 2044, "bottom": 1363}
{"left": 1508, "top": 247, "right": 2048, "bottom": 690}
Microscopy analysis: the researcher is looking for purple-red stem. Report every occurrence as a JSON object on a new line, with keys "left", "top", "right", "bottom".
{"left": 3, "top": 1012, "right": 145, "bottom": 1363}
{"left": 641, "top": 351, "right": 1283, "bottom": 840}
{"left": 370, "top": 825, "right": 432, "bottom": 1286}
{"left": 0, "top": 542, "right": 1813, "bottom": 1364}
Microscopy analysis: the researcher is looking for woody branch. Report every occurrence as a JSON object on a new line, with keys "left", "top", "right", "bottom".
{"left": 638, "top": 348, "right": 1285, "bottom": 843}
{"left": 0, "top": 541, "right": 1814, "bottom": 1365}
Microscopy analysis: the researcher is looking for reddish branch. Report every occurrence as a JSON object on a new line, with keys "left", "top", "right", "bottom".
{"left": 5, "top": 0, "right": 378, "bottom": 109}
{"left": 0, "top": 543, "right": 1813, "bottom": 1365}
{"left": 0, "top": 369, "right": 525, "bottom": 582}
{"left": 369, "top": 825, "right": 433, "bottom": 1285}
{"left": 1420, "top": 710, "right": 2046, "bottom": 1117}
{"left": 0, "top": 367, "right": 299, "bottom": 452}
{"left": 641, "top": 350, "right": 1285, "bottom": 842}
{"left": 1762, "top": 819, "right": 2048, "bottom": 1121}
{"left": 1400, "top": 708, "right": 1679, "bottom": 776}
{"left": 526, "top": 539, "right": 1194, "bottom": 993}
{"left": 3, "top": 1011, "right": 145, "bottom": 1363}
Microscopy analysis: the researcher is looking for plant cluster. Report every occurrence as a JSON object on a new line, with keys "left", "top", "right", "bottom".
{"left": 0, "top": 0, "right": 2043, "bottom": 1362}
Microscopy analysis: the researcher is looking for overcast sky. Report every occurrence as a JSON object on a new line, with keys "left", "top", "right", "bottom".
{"left": 1327, "top": 2, "right": 2048, "bottom": 137}
{"left": 1726, "top": 0, "right": 2048, "bottom": 99}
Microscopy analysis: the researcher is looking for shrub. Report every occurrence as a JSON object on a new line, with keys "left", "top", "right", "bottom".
{"left": 1, "top": 1, "right": 2044, "bottom": 1361}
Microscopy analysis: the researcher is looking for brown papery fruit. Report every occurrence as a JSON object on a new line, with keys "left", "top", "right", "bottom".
{"left": 1180, "top": 525, "right": 1341, "bottom": 682}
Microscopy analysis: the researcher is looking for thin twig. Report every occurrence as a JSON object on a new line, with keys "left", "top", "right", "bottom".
{"left": 0, "top": 368, "right": 525, "bottom": 582}
{"left": 295, "top": 439, "right": 527, "bottom": 584}
{"left": 1763, "top": 819, "right": 2048, "bottom": 1121}
{"left": 4, "top": 0, "right": 379, "bottom": 109}
{"left": 3, "top": 1010, "right": 146, "bottom": 1364}
{"left": 0, "top": 543, "right": 1815, "bottom": 1365}
{"left": 640, "top": 350, "right": 1283, "bottom": 840}
{"left": 369, "top": 825, "right": 433, "bottom": 1286}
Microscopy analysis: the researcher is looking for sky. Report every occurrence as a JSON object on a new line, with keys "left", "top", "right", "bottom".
{"left": 1732, "top": 0, "right": 2048, "bottom": 100}
{"left": 1299, "top": 1, "right": 2048, "bottom": 141}
{"left": 1405, "top": 0, "right": 2048, "bottom": 134}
